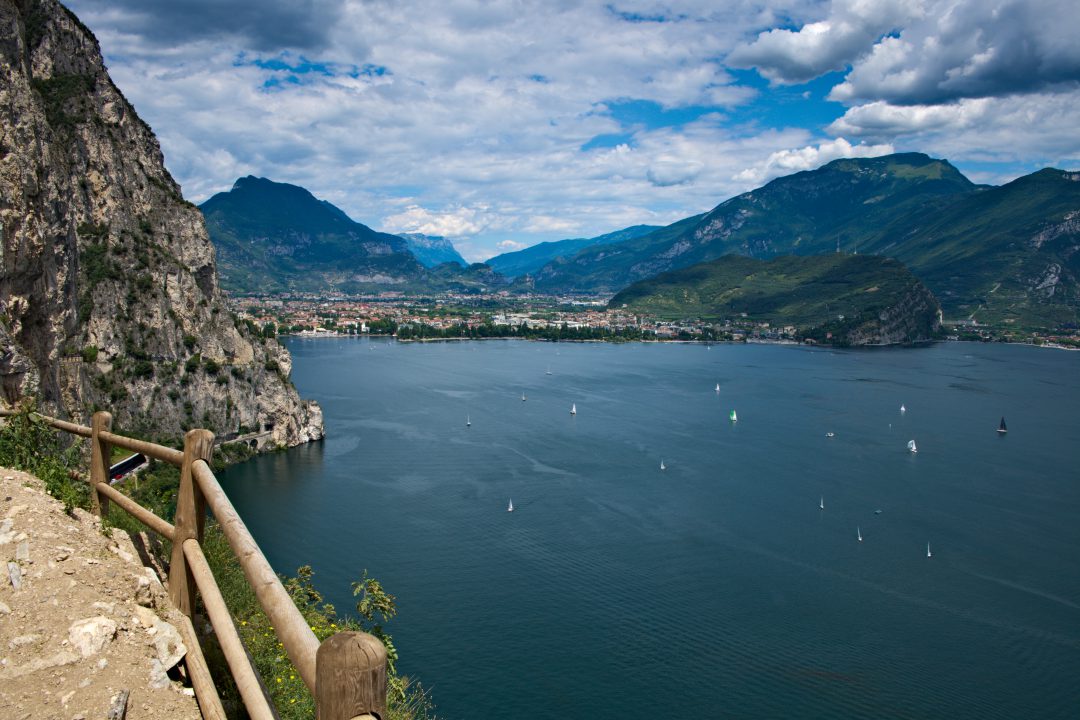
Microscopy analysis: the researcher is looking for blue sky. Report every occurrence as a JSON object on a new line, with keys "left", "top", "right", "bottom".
{"left": 65, "top": 0, "right": 1080, "bottom": 261}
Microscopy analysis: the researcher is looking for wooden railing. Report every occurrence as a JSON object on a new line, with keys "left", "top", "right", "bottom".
{"left": 0, "top": 408, "right": 387, "bottom": 720}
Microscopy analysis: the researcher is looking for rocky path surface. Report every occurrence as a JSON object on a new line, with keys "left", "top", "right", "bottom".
{"left": 0, "top": 468, "right": 203, "bottom": 719}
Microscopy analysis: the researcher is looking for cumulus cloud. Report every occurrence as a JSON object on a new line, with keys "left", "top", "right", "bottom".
{"left": 728, "top": 0, "right": 922, "bottom": 84}
{"left": 381, "top": 205, "right": 498, "bottom": 238}
{"left": 646, "top": 157, "right": 704, "bottom": 187}
{"left": 828, "top": 92, "right": 1080, "bottom": 167}
{"left": 829, "top": 0, "right": 1080, "bottom": 105}
{"left": 733, "top": 137, "right": 895, "bottom": 186}
{"left": 496, "top": 240, "right": 526, "bottom": 251}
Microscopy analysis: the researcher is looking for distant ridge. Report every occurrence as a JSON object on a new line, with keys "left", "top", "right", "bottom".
{"left": 397, "top": 233, "right": 468, "bottom": 268}
{"left": 486, "top": 225, "right": 660, "bottom": 279}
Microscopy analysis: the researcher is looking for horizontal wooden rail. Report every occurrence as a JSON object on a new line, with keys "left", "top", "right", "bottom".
{"left": 98, "top": 430, "right": 184, "bottom": 466}
{"left": 184, "top": 538, "right": 278, "bottom": 720}
{"left": 192, "top": 459, "right": 321, "bottom": 693}
{"left": 94, "top": 481, "right": 176, "bottom": 540}
{"left": 0, "top": 408, "right": 92, "bottom": 437}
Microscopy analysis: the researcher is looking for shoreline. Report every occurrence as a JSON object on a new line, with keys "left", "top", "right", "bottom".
{"left": 281, "top": 332, "right": 1080, "bottom": 352}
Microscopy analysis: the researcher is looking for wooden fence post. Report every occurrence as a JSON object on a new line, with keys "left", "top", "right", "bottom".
{"left": 89, "top": 411, "right": 112, "bottom": 518}
{"left": 170, "top": 428, "right": 215, "bottom": 617}
{"left": 315, "top": 631, "right": 388, "bottom": 720}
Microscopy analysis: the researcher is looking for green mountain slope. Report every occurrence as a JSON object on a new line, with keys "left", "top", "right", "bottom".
{"left": 534, "top": 154, "right": 973, "bottom": 293}
{"left": 200, "top": 177, "right": 424, "bottom": 293}
{"left": 536, "top": 154, "right": 1080, "bottom": 330}
{"left": 487, "top": 224, "right": 660, "bottom": 279}
{"left": 879, "top": 169, "right": 1080, "bottom": 328}
{"left": 611, "top": 254, "right": 941, "bottom": 345}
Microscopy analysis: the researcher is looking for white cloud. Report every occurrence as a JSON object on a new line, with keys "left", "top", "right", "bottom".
{"left": 381, "top": 205, "right": 499, "bottom": 238}
{"left": 828, "top": 92, "right": 1080, "bottom": 167}
{"left": 496, "top": 240, "right": 526, "bottom": 251}
{"left": 733, "top": 137, "right": 895, "bottom": 186}
{"left": 729, "top": 0, "right": 923, "bottom": 84}
{"left": 830, "top": 0, "right": 1080, "bottom": 105}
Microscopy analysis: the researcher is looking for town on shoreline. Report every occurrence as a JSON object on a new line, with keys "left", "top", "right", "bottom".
{"left": 229, "top": 291, "right": 1080, "bottom": 350}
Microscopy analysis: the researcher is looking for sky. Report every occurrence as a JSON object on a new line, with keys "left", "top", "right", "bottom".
{"left": 63, "top": 0, "right": 1080, "bottom": 262}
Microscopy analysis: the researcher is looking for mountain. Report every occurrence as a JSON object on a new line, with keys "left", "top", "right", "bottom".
{"left": 533, "top": 154, "right": 973, "bottom": 292}
{"left": 534, "top": 153, "right": 1080, "bottom": 330}
{"left": 397, "top": 233, "right": 468, "bottom": 268}
{"left": 200, "top": 177, "right": 424, "bottom": 294}
{"left": 0, "top": 0, "right": 321, "bottom": 445}
{"left": 882, "top": 168, "right": 1080, "bottom": 328}
{"left": 610, "top": 254, "right": 941, "bottom": 346}
{"left": 487, "top": 225, "right": 660, "bottom": 279}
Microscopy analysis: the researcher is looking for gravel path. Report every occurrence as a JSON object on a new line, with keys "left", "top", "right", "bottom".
{"left": 0, "top": 468, "right": 203, "bottom": 719}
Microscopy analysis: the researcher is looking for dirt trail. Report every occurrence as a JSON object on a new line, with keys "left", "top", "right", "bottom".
{"left": 0, "top": 468, "right": 203, "bottom": 719}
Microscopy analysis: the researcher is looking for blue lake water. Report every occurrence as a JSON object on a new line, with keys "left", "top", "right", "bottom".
{"left": 220, "top": 338, "right": 1080, "bottom": 719}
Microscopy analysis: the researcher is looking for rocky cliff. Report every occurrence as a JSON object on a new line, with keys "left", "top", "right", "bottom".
{"left": 0, "top": 0, "right": 322, "bottom": 446}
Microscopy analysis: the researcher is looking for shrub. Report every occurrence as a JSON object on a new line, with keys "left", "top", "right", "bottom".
{"left": 0, "top": 403, "right": 85, "bottom": 512}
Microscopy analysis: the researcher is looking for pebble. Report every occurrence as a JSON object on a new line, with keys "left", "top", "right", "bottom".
{"left": 8, "top": 561, "right": 23, "bottom": 589}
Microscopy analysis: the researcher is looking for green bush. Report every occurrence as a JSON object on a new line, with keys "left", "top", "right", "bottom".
{"left": 0, "top": 403, "right": 86, "bottom": 512}
{"left": 81, "top": 345, "right": 99, "bottom": 363}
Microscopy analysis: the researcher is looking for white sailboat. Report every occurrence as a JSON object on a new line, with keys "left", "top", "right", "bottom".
{"left": 508, "top": 498, "right": 514, "bottom": 512}
{"left": 521, "top": 392, "right": 527, "bottom": 402}
{"left": 729, "top": 409, "right": 738, "bottom": 423}
{"left": 927, "top": 542, "right": 932, "bottom": 558}
{"left": 857, "top": 526, "right": 863, "bottom": 542}
{"left": 570, "top": 403, "right": 577, "bottom": 415}
{"left": 660, "top": 459, "right": 666, "bottom": 471}
{"left": 715, "top": 383, "right": 720, "bottom": 393}
{"left": 466, "top": 414, "right": 471, "bottom": 427}
{"left": 819, "top": 496, "right": 824, "bottom": 510}
{"left": 545, "top": 365, "right": 552, "bottom": 376}
{"left": 900, "top": 404, "right": 906, "bottom": 414}
{"left": 907, "top": 439, "right": 917, "bottom": 453}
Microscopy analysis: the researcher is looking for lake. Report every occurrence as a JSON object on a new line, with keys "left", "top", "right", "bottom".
{"left": 220, "top": 338, "right": 1080, "bottom": 719}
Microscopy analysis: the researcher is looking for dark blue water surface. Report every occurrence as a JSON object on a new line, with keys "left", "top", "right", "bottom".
{"left": 220, "top": 339, "right": 1080, "bottom": 719}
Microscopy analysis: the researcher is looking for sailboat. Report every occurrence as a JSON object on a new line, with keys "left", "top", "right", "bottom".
{"left": 927, "top": 542, "right": 932, "bottom": 558}
{"left": 729, "top": 409, "right": 738, "bottom": 423}
{"left": 857, "top": 527, "right": 863, "bottom": 542}
{"left": 466, "top": 414, "right": 471, "bottom": 427}
{"left": 521, "top": 392, "right": 527, "bottom": 402}
{"left": 715, "top": 383, "right": 720, "bottom": 393}
{"left": 907, "top": 439, "right": 917, "bottom": 453}
{"left": 508, "top": 499, "right": 514, "bottom": 513}
{"left": 660, "top": 459, "right": 666, "bottom": 471}
{"left": 900, "top": 404, "right": 906, "bottom": 414}
{"left": 545, "top": 365, "right": 552, "bottom": 376}
{"left": 998, "top": 416, "right": 1007, "bottom": 434}
{"left": 819, "top": 496, "right": 824, "bottom": 510}
{"left": 570, "top": 403, "right": 577, "bottom": 415}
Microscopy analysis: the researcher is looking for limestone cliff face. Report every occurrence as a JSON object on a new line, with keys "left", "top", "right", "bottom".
{"left": 0, "top": 0, "right": 322, "bottom": 447}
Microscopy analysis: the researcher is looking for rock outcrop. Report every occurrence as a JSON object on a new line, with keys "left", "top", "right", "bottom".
{"left": 0, "top": 0, "right": 322, "bottom": 446}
